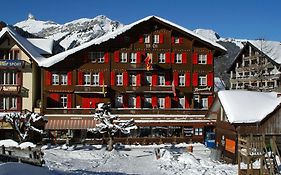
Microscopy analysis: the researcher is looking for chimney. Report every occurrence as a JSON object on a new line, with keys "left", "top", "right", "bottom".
{"left": 0, "top": 21, "right": 7, "bottom": 31}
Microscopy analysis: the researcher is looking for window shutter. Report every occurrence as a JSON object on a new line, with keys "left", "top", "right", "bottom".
{"left": 165, "top": 96, "right": 171, "bottom": 108}
{"left": 78, "top": 71, "right": 84, "bottom": 85}
{"left": 171, "top": 37, "right": 175, "bottom": 44}
{"left": 185, "top": 72, "right": 190, "bottom": 87}
{"left": 136, "top": 52, "right": 141, "bottom": 63}
{"left": 192, "top": 52, "right": 198, "bottom": 64}
{"left": 165, "top": 73, "right": 171, "bottom": 85}
{"left": 141, "top": 72, "right": 145, "bottom": 86}
{"left": 139, "top": 35, "right": 144, "bottom": 43}
{"left": 208, "top": 95, "right": 214, "bottom": 108}
{"left": 67, "top": 71, "right": 72, "bottom": 85}
{"left": 67, "top": 94, "right": 72, "bottom": 108}
{"left": 165, "top": 52, "right": 171, "bottom": 63}
{"left": 182, "top": 52, "right": 187, "bottom": 64}
{"left": 152, "top": 96, "right": 158, "bottom": 108}
{"left": 123, "top": 94, "right": 128, "bottom": 108}
{"left": 104, "top": 52, "right": 109, "bottom": 63}
{"left": 136, "top": 95, "right": 141, "bottom": 108}
{"left": 207, "top": 51, "right": 213, "bottom": 65}
{"left": 171, "top": 52, "right": 175, "bottom": 63}
{"left": 123, "top": 72, "right": 128, "bottom": 87}
{"left": 185, "top": 96, "right": 190, "bottom": 108}
{"left": 17, "top": 97, "right": 21, "bottom": 111}
{"left": 45, "top": 71, "right": 52, "bottom": 85}
{"left": 193, "top": 72, "right": 198, "bottom": 87}
{"left": 207, "top": 72, "right": 214, "bottom": 86}
{"left": 136, "top": 73, "right": 141, "bottom": 86}
{"left": 114, "top": 51, "right": 120, "bottom": 63}
{"left": 99, "top": 71, "right": 104, "bottom": 86}
{"left": 110, "top": 71, "right": 115, "bottom": 86}
{"left": 173, "top": 71, "right": 179, "bottom": 86}
{"left": 159, "top": 34, "right": 164, "bottom": 44}
{"left": 152, "top": 72, "right": 158, "bottom": 86}
{"left": 179, "top": 37, "right": 183, "bottom": 44}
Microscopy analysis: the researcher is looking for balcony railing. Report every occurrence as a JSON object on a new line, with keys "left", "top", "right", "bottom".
{"left": 74, "top": 85, "right": 108, "bottom": 94}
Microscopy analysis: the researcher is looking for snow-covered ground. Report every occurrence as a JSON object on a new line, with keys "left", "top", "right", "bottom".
{"left": 0, "top": 141, "right": 238, "bottom": 175}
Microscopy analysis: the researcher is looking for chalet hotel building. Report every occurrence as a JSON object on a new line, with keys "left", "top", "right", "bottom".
{"left": 39, "top": 16, "right": 226, "bottom": 143}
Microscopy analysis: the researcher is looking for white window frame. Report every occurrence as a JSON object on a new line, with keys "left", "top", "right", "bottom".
{"left": 61, "top": 74, "right": 67, "bottom": 85}
{"left": 179, "top": 73, "right": 185, "bottom": 86}
{"left": 194, "top": 128, "right": 203, "bottom": 136}
{"left": 128, "top": 95, "right": 136, "bottom": 108}
{"left": 116, "top": 73, "right": 123, "bottom": 86}
{"left": 158, "top": 74, "right": 165, "bottom": 86}
{"left": 179, "top": 97, "right": 185, "bottom": 108}
{"left": 154, "top": 35, "right": 159, "bottom": 44}
{"left": 175, "top": 53, "right": 182, "bottom": 63}
{"left": 52, "top": 74, "right": 59, "bottom": 85}
{"left": 130, "top": 53, "right": 137, "bottom": 63}
{"left": 89, "top": 52, "right": 104, "bottom": 63}
{"left": 201, "top": 98, "right": 208, "bottom": 109}
{"left": 174, "top": 37, "right": 180, "bottom": 44}
{"left": 144, "top": 34, "right": 150, "bottom": 44}
{"left": 158, "top": 53, "right": 165, "bottom": 63}
{"left": 121, "top": 52, "right": 128, "bottom": 63}
{"left": 84, "top": 73, "right": 91, "bottom": 86}
{"left": 60, "top": 94, "right": 67, "bottom": 108}
{"left": 198, "top": 54, "right": 207, "bottom": 64}
{"left": 199, "top": 75, "right": 207, "bottom": 86}
{"left": 144, "top": 96, "right": 152, "bottom": 108}
{"left": 92, "top": 73, "right": 99, "bottom": 86}
{"left": 129, "top": 73, "right": 137, "bottom": 86}
{"left": 158, "top": 97, "right": 165, "bottom": 109}
{"left": 115, "top": 95, "right": 123, "bottom": 108}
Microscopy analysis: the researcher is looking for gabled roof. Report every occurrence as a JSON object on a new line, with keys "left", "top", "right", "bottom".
{"left": 27, "top": 38, "right": 54, "bottom": 55}
{"left": 40, "top": 15, "right": 227, "bottom": 68}
{"left": 228, "top": 40, "right": 281, "bottom": 72}
{"left": 218, "top": 90, "right": 281, "bottom": 124}
{"left": 0, "top": 26, "right": 48, "bottom": 65}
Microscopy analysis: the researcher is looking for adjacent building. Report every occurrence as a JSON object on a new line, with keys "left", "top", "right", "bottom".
{"left": 41, "top": 16, "right": 226, "bottom": 143}
{"left": 228, "top": 40, "right": 281, "bottom": 91}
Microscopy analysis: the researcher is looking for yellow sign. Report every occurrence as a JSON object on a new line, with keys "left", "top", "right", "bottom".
{"left": 0, "top": 122, "right": 13, "bottom": 129}
{"left": 225, "top": 138, "right": 236, "bottom": 153}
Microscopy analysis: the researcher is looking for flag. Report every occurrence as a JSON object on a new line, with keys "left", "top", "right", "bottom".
{"left": 102, "top": 79, "right": 106, "bottom": 97}
{"left": 145, "top": 53, "right": 152, "bottom": 71}
{"left": 172, "top": 81, "right": 176, "bottom": 97}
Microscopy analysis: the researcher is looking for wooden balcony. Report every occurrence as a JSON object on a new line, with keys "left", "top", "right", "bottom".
{"left": 74, "top": 85, "right": 108, "bottom": 94}
{"left": 123, "top": 85, "right": 173, "bottom": 93}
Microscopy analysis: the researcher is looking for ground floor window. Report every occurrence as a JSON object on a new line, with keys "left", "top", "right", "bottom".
{"left": 0, "top": 97, "right": 17, "bottom": 110}
{"left": 194, "top": 128, "right": 203, "bottom": 136}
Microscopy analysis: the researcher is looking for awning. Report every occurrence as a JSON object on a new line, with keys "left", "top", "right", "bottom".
{"left": 45, "top": 118, "right": 96, "bottom": 130}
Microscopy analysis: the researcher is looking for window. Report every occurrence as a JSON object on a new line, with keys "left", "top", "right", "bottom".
{"left": 92, "top": 73, "right": 99, "bottom": 86}
{"left": 154, "top": 35, "right": 159, "bottom": 44}
{"left": 194, "top": 128, "right": 203, "bottom": 136}
{"left": 116, "top": 73, "right": 123, "bottom": 86}
{"left": 201, "top": 98, "right": 208, "bottom": 109}
{"left": 158, "top": 97, "right": 165, "bottom": 109}
{"left": 144, "top": 96, "right": 152, "bottom": 108}
{"left": 0, "top": 71, "right": 17, "bottom": 85}
{"left": 60, "top": 95, "right": 67, "bottom": 108}
{"left": 199, "top": 75, "right": 207, "bottom": 86}
{"left": 129, "top": 73, "right": 137, "bottom": 86}
{"left": 60, "top": 74, "right": 67, "bottom": 85}
{"left": 179, "top": 73, "right": 185, "bottom": 86}
{"left": 198, "top": 54, "right": 207, "bottom": 64}
{"left": 121, "top": 52, "right": 128, "bottom": 63}
{"left": 144, "top": 34, "right": 150, "bottom": 43}
{"left": 0, "top": 97, "right": 17, "bottom": 110}
{"left": 130, "top": 53, "right": 137, "bottom": 63}
{"left": 89, "top": 52, "right": 104, "bottom": 63}
{"left": 179, "top": 97, "right": 185, "bottom": 108}
{"left": 145, "top": 73, "right": 152, "bottom": 86}
{"left": 158, "top": 53, "right": 165, "bottom": 63}
{"left": 128, "top": 95, "right": 136, "bottom": 108}
{"left": 175, "top": 53, "right": 182, "bottom": 63}
{"left": 52, "top": 74, "right": 59, "bottom": 85}
{"left": 115, "top": 95, "right": 123, "bottom": 108}
{"left": 174, "top": 37, "right": 180, "bottom": 44}
{"left": 194, "top": 95, "right": 200, "bottom": 109}
{"left": 158, "top": 74, "right": 165, "bottom": 86}
{"left": 84, "top": 73, "right": 91, "bottom": 85}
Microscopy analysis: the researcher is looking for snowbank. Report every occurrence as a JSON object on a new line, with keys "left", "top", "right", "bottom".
{"left": 0, "top": 139, "right": 18, "bottom": 147}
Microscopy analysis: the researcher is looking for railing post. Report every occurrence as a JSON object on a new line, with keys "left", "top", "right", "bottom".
{"left": 1, "top": 145, "right": 5, "bottom": 155}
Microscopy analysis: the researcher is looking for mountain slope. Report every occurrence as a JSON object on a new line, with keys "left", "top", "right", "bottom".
{"left": 15, "top": 14, "right": 123, "bottom": 50}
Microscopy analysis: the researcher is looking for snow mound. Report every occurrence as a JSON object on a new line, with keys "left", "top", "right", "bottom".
{"left": 0, "top": 139, "right": 18, "bottom": 147}
{"left": 19, "top": 142, "right": 36, "bottom": 149}
{"left": 178, "top": 152, "right": 200, "bottom": 165}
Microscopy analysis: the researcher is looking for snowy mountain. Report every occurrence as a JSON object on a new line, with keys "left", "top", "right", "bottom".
{"left": 15, "top": 14, "right": 123, "bottom": 50}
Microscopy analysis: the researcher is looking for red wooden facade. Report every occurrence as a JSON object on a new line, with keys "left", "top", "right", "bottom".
{"left": 42, "top": 16, "right": 225, "bottom": 143}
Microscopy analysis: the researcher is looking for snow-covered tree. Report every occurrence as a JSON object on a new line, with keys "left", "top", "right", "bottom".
{"left": 3, "top": 112, "right": 44, "bottom": 142}
{"left": 88, "top": 103, "right": 137, "bottom": 151}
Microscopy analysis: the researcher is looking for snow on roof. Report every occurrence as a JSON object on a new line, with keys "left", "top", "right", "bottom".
{"left": 0, "top": 26, "right": 47, "bottom": 65}
{"left": 40, "top": 15, "right": 227, "bottom": 68}
{"left": 27, "top": 38, "right": 54, "bottom": 54}
{"left": 249, "top": 40, "right": 281, "bottom": 64}
{"left": 218, "top": 90, "right": 281, "bottom": 123}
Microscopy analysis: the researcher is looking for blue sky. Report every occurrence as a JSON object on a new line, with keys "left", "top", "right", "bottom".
{"left": 1, "top": 0, "right": 280, "bottom": 41}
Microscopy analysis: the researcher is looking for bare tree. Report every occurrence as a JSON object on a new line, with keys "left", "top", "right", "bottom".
{"left": 3, "top": 112, "right": 44, "bottom": 142}
{"left": 88, "top": 103, "right": 137, "bottom": 151}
